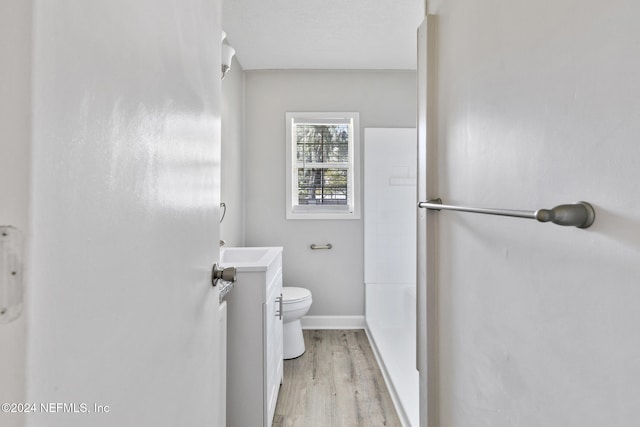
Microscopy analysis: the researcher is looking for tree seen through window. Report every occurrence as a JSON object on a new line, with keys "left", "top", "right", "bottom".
{"left": 296, "top": 124, "right": 349, "bottom": 205}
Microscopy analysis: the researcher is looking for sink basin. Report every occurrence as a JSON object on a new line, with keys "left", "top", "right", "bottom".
{"left": 221, "top": 247, "right": 271, "bottom": 263}
{"left": 220, "top": 247, "right": 283, "bottom": 272}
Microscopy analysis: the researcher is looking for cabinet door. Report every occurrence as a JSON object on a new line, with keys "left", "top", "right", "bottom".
{"left": 264, "top": 269, "right": 283, "bottom": 427}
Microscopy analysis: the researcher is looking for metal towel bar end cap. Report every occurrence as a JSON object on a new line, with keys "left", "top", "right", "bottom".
{"left": 535, "top": 201, "right": 595, "bottom": 229}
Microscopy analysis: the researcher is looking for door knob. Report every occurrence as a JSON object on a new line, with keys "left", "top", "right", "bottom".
{"left": 211, "top": 264, "right": 237, "bottom": 287}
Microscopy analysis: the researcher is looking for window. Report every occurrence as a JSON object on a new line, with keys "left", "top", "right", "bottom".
{"left": 285, "top": 112, "right": 360, "bottom": 220}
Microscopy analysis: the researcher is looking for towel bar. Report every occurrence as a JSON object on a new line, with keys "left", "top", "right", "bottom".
{"left": 418, "top": 199, "right": 595, "bottom": 229}
{"left": 310, "top": 243, "right": 333, "bottom": 250}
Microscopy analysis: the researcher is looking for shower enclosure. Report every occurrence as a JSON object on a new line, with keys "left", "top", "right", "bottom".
{"left": 364, "top": 128, "right": 418, "bottom": 426}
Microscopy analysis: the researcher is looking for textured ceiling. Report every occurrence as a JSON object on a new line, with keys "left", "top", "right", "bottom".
{"left": 222, "top": 0, "right": 425, "bottom": 70}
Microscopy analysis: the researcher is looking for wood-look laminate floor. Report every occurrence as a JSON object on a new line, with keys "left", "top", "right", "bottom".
{"left": 273, "top": 329, "right": 402, "bottom": 427}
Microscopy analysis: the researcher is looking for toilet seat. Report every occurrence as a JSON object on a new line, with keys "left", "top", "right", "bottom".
{"left": 282, "top": 286, "right": 311, "bottom": 304}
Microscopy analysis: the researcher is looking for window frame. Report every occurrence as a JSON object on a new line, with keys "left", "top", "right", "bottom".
{"left": 285, "top": 112, "right": 361, "bottom": 220}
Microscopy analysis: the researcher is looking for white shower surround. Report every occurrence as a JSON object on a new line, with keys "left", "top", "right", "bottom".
{"left": 364, "top": 128, "right": 419, "bottom": 426}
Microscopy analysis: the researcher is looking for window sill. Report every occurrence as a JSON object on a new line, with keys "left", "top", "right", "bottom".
{"left": 286, "top": 210, "right": 361, "bottom": 220}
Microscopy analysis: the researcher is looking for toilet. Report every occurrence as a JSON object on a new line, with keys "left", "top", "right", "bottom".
{"left": 282, "top": 286, "right": 313, "bottom": 359}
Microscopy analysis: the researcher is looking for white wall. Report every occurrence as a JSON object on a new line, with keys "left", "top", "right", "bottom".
{"left": 243, "top": 70, "right": 416, "bottom": 316}
{"left": 0, "top": 1, "right": 31, "bottom": 426}
{"left": 221, "top": 57, "right": 245, "bottom": 247}
{"left": 428, "top": 1, "right": 640, "bottom": 425}
{"left": 26, "top": 1, "right": 223, "bottom": 426}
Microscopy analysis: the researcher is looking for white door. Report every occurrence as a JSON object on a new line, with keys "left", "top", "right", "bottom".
{"left": 418, "top": 3, "right": 640, "bottom": 426}
{"left": 26, "top": 1, "right": 223, "bottom": 426}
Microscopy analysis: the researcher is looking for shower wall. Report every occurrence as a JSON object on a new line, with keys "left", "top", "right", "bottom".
{"left": 364, "top": 128, "right": 418, "bottom": 426}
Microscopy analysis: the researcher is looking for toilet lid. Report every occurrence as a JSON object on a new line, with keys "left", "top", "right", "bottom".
{"left": 283, "top": 286, "right": 311, "bottom": 303}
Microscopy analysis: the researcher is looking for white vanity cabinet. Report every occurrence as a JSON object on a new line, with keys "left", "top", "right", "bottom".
{"left": 222, "top": 247, "right": 284, "bottom": 427}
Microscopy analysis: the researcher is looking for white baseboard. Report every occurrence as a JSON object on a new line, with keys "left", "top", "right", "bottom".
{"left": 300, "top": 315, "right": 365, "bottom": 330}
